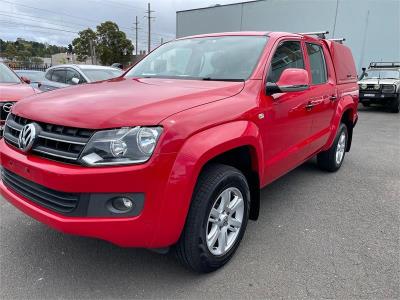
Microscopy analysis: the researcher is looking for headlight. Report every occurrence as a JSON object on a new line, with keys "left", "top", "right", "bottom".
{"left": 374, "top": 84, "right": 380, "bottom": 90}
{"left": 360, "top": 83, "right": 368, "bottom": 90}
{"left": 382, "top": 84, "right": 396, "bottom": 93}
{"left": 79, "top": 126, "right": 163, "bottom": 166}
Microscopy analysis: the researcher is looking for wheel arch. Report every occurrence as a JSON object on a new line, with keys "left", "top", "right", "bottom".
{"left": 151, "top": 121, "right": 263, "bottom": 247}
{"left": 323, "top": 95, "right": 358, "bottom": 152}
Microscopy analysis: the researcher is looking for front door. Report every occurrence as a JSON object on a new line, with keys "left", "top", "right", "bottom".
{"left": 260, "top": 40, "right": 314, "bottom": 184}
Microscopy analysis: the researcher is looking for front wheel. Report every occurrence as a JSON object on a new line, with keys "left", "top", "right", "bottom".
{"left": 174, "top": 164, "right": 250, "bottom": 273}
{"left": 317, "top": 123, "right": 348, "bottom": 172}
{"left": 390, "top": 97, "right": 399, "bottom": 113}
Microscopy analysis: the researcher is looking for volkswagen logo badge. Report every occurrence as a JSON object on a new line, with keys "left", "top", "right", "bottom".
{"left": 2, "top": 103, "right": 13, "bottom": 113}
{"left": 18, "top": 123, "right": 39, "bottom": 152}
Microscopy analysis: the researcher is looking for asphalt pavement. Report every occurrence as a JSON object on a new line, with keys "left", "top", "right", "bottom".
{"left": 0, "top": 106, "right": 399, "bottom": 299}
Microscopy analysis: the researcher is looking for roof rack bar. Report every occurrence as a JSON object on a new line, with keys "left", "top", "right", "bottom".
{"left": 369, "top": 62, "right": 400, "bottom": 68}
{"left": 298, "top": 31, "right": 329, "bottom": 39}
{"left": 329, "top": 38, "right": 346, "bottom": 44}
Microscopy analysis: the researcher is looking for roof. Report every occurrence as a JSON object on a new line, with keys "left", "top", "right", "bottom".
{"left": 14, "top": 70, "right": 45, "bottom": 73}
{"left": 47, "top": 64, "right": 118, "bottom": 70}
{"left": 176, "top": 0, "right": 264, "bottom": 13}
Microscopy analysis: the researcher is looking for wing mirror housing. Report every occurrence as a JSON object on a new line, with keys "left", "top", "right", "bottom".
{"left": 266, "top": 68, "right": 309, "bottom": 95}
{"left": 20, "top": 76, "right": 31, "bottom": 84}
{"left": 71, "top": 77, "right": 80, "bottom": 85}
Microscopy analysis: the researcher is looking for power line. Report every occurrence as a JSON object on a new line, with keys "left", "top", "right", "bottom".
{"left": 86, "top": 0, "right": 143, "bottom": 10}
{"left": 0, "top": 20, "right": 79, "bottom": 34}
{"left": 1, "top": 0, "right": 175, "bottom": 44}
{"left": 0, "top": 12, "right": 88, "bottom": 31}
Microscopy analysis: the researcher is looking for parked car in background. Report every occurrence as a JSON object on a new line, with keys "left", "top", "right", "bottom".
{"left": 358, "top": 62, "right": 400, "bottom": 113}
{"left": 0, "top": 31, "right": 359, "bottom": 272}
{"left": 14, "top": 70, "right": 45, "bottom": 89}
{"left": 0, "top": 63, "right": 39, "bottom": 136}
{"left": 40, "top": 64, "right": 123, "bottom": 91}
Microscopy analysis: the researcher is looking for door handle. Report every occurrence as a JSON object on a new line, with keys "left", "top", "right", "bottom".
{"left": 305, "top": 102, "right": 314, "bottom": 110}
{"left": 330, "top": 95, "right": 338, "bottom": 101}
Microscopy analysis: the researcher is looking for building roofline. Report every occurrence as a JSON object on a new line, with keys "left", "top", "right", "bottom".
{"left": 176, "top": 0, "right": 265, "bottom": 13}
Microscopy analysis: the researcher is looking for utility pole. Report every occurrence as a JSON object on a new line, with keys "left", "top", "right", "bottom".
{"left": 160, "top": 37, "right": 163, "bottom": 45}
{"left": 145, "top": 3, "right": 155, "bottom": 54}
{"left": 89, "top": 39, "right": 94, "bottom": 64}
{"left": 133, "top": 16, "right": 140, "bottom": 55}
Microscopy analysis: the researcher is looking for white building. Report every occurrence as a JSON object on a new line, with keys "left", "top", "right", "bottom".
{"left": 176, "top": 0, "right": 400, "bottom": 71}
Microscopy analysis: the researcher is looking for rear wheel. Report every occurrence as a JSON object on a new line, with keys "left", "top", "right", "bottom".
{"left": 174, "top": 164, "right": 250, "bottom": 273}
{"left": 317, "top": 123, "right": 348, "bottom": 172}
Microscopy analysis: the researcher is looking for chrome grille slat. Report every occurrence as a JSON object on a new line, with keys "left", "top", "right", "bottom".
{"left": 4, "top": 114, "right": 94, "bottom": 164}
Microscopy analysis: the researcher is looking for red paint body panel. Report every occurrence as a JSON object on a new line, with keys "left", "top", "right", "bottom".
{"left": 0, "top": 83, "right": 37, "bottom": 101}
{"left": 1, "top": 32, "right": 359, "bottom": 248}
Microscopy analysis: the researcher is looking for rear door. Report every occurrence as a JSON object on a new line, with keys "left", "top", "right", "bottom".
{"left": 304, "top": 42, "right": 337, "bottom": 153}
{"left": 261, "top": 39, "right": 315, "bottom": 184}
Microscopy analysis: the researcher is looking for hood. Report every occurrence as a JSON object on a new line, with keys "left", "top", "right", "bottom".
{"left": 13, "top": 77, "right": 245, "bottom": 129}
{"left": 0, "top": 83, "right": 37, "bottom": 102}
{"left": 358, "top": 78, "right": 400, "bottom": 85}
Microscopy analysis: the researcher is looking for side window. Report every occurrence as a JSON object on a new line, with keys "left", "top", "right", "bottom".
{"left": 51, "top": 69, "right": 66, "bottom": 83}
{"left": 267, "top": 41, "right": 305, "bottom": 83}
{"left": 306, "top": 43, "right": 327, "bottom": 84}
{"left": 45, "top": 70, "right": 53, "bottom": 80}
{"left": 66, "top": 69, "right": 85, "bottom": 84}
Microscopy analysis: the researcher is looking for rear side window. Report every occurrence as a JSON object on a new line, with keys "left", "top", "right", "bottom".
{"left": 51, "top": 69, "right": 66, "bottom": 83}
{"left": 45, "top": 70, "right": 53, "bottom": 80}
{"left": 267, "top": 41, "right": 305, "bottom": 83}
{"left": 306, "top": 43, "right": 327, "bottom": 84}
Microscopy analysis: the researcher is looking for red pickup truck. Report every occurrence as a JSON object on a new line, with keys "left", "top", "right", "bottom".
{"left": 0, "top": 32, "right": 358, "bottom": 272}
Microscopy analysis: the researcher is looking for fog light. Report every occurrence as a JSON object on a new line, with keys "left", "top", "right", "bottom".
{"left": 111, "top": 197, "right": 134, "bottom": 212}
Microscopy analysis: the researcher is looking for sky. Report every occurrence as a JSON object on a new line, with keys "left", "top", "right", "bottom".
{"left": 0, "top": 0, "right": 237, "bottom": 52}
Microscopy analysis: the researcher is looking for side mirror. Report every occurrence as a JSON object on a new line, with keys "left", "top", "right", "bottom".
{"left": 71, "top": 77, "right": 80, "bottom": 85}
{"left": 20, "top": 76, "right": 31, "bottom": 84}
{"left": 266, "top": 68, "right": 309, "bottom": 95}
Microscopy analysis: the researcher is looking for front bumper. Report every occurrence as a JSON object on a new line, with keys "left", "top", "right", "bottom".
{"left": 359, "top": 92, "right": 398, "bottom": 101}
{"left": 0, "top": 139, "right": 178, "bottom": 248}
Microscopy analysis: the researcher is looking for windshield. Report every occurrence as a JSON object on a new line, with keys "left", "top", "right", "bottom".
{"left": 125, "top": 36, "right": 268, "bottom": 81}
{"left": 16, "top": 71, "right": 45, "bottom": 82}
{"left": 364, "top": 69, "right": 400, "bottom": 79}
{"left": 0, "top": 63, "right": 21, "bottom": 84}
{"left": 81, "top": 68, "right": 123, "bottom": 82}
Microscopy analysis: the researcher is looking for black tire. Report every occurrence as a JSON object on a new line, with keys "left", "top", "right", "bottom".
{"left": 390, "top": 97, "right": 399, "bottom": 113}
{"left": 174, "top": 164, "right": 250, "bottom": 273}
{"left": 317, "top": 123, "right": 348, "bottom": 172}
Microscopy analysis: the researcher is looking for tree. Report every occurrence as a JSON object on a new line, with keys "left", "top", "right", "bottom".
{"left": 5, "top": 44, "right": 17, "bottom": 60}
{"left": 67, "top": 44, "right": 74, "bottom": 54}
{"left": 72, "top": 28, "right": 96, "bottom": 62}
{"left": 31, "top": 57, "right": 44, "bottom": 65}
{"left": 96, "top": 21, "right": 134, "bottom": 65}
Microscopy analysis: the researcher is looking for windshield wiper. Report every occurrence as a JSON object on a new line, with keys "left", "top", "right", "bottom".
{"left": 201, "top": 77, "right": 244, "bottom": 82}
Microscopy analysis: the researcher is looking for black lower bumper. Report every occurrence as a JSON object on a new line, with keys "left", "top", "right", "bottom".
{"left": 360, "top": 93, "right": 398, "bottom": 106}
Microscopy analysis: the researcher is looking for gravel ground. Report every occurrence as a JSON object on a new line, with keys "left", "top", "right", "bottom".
{"left": 0, "top": 106, "right": 399, "bottom": 299}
